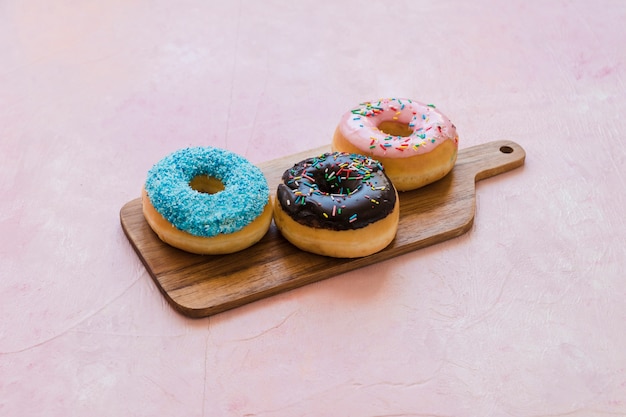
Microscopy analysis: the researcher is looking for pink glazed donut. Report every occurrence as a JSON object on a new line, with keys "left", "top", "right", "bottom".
{"left": 332, "top": 98, "right": 459, "bottom": 191}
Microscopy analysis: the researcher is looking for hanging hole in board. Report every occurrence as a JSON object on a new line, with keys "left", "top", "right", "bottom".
{"left": 499, "top": 145, "right": 514, "bottom": 154}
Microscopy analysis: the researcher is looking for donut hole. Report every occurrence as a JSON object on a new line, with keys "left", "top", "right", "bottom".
{"left": 313, "top": 170, "right": 361, "bottom": 195}
{"left": 189, "top": 175, "right": 225, "bottom": 194}
{"left": 377, "top": 121, "right": 414, "bottom": 137}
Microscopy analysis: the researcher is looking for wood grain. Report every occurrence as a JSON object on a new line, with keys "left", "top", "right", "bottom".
{"left": 120, "top": 140, "right": 525, "bottom": 318}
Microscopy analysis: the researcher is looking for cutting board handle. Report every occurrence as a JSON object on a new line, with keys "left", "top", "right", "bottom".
{"left": 461, "top": 140, "right": 526, "bottom": 183}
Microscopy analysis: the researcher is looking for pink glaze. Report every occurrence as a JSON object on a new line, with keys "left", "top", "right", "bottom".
{"left": 337, "top": 98, "right": 459, "bottom": 158}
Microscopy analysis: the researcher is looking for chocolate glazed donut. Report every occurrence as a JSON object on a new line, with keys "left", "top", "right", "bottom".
{"left": 276, "top": 152, "right": 397, "bottom": 230}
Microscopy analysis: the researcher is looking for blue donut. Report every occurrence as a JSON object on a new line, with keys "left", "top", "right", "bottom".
{"left": 144, "top": 147, "right": 269, "bottom": 237}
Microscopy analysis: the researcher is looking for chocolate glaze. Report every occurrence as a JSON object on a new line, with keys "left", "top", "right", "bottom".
{"left": 277, "top": 152, "right": 397, "bottom": 230}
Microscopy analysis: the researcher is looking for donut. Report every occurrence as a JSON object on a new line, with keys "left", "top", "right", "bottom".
{"left": 142, "top": 147, "right": 272, "bottom": 255}
{"left": 332, "top": 97, "right": 459, "bottom": 191}
{"left": 273, "top": 152, "right": 399, "bottom": 258}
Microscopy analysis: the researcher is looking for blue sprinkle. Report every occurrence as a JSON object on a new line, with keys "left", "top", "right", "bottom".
{"left": 145, "top": 147, "right": 269, "bottom": 237}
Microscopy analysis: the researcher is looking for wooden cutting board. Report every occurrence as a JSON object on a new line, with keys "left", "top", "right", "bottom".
{"left": 120, "top": 140, "right": 525, "bottom": 318}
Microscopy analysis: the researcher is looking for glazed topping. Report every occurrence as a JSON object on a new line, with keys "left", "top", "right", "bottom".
{"left": 277, "top": 152, "right": 396, "bottom": 230}
{"left": 145, "top": 147, "right": 269, "bottom": 237}
{"left": 337, "top": 97, "right": 459, "bottom": 158}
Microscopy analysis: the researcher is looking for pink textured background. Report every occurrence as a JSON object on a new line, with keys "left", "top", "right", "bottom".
{"left": 2, "top": 1, "right": 625, "bottom": 416}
